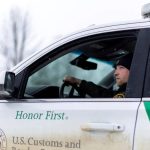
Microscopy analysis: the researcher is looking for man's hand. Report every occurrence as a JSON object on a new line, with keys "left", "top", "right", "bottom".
{"left": 63, "top": 76, "right": 81, "bottom": 85}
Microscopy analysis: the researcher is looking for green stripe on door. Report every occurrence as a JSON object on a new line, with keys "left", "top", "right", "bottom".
{"left": 144, "top": 102, "right": 150, "bottom": 121}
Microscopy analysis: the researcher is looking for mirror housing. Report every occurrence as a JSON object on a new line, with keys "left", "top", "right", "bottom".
{"left": 4, "top": 71, "right": 15, "bottom": 94}
{"left": 70, "top": 54, "right": 97, "bottom": 70}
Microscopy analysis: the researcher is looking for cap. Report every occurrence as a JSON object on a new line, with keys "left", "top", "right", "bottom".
{"left": 116, "top": 53, "right": 133, "bottom": 70}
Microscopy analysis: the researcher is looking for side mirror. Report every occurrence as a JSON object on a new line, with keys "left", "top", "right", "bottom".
{"left": 4, "top": 71, "right": 15, "bottom": 94}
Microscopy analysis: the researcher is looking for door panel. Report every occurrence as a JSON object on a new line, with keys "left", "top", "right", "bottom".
{"left": 0, "top": 100, "right": 139, "bottom": 150}
{"left": 134, "top": 98, "right": 150, "bottom": 150}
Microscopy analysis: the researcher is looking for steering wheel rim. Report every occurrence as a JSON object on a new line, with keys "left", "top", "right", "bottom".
{"left": 59, "top": 82, "right": 85, "bottom": 98}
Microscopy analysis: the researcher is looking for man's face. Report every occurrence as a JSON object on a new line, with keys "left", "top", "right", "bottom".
{"left": 114, "top": 65, "right": 129, "bottom": 86}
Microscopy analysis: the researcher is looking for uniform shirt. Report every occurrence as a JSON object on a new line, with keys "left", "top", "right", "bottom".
{"left": 79, "top": 80, "right": 126, "bottom": 98}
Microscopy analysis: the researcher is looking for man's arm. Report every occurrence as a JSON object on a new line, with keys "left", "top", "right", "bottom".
{"left": 79, "top": 80, "right": 112, "bottom": 98}
{"left": 64, "top": 76, "right": 112, "bottom": 98}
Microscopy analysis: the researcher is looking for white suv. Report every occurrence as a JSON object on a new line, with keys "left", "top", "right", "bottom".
{"left": 0, "top": 4, "right": 150, "bottom": 150}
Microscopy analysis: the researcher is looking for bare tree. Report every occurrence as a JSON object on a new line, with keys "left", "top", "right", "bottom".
{"left": 0, "top": 6, "right": 39, "bottom": 69}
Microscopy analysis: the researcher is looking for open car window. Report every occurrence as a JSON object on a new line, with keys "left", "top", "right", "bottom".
{"left": 25, "top": 52, "right": 114, "bottom": 98}
{"left": 24, "top": 30, "right": 138, "bottom": 99}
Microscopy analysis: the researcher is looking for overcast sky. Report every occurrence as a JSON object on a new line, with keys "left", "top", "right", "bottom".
{"left": 0, "top": 0, "right": 149, "bottom": 70}
{"left": 1, "top": 0, "right": 149, "bottom": 39}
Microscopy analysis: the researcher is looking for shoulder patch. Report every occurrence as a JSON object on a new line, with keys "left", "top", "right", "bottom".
{"left": 113, "top": 93, "right": 125, "bottom": 98}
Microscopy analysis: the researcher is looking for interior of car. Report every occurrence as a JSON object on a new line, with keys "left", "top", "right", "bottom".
{"left": 24, "top": 34, "right": 137, "bottom": 99}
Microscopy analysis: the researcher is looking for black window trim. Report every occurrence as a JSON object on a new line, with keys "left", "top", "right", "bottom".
{"left": 126, "top": 28, "right": 150, "bottom": 98}
{"left": 14, "top": 29, "right": 141, "bottom": 99}
{"left": 142, "top": 29, "right": 150, "bottom": 97}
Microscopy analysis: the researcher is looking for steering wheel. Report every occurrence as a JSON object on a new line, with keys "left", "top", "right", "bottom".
{"left": 59, "top": 82, "right": 85, "bottom": 98}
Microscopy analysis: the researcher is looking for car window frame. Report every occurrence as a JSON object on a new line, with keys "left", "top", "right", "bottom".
{"left": 125, "top": 28, "right": 150, "bottom": 98}
{"left": 13, "top": 29, "right": 144, "bottom": 100}
{"left": 142, "top": 28, "right": 150, "bottom": 97}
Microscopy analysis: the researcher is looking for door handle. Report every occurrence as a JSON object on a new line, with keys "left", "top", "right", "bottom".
{"left": 81, "top": 123, "right": 125, "bottom": 132}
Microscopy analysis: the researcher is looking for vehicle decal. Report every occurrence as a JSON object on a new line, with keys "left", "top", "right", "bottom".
{"left": 0, "top": 128, "right": 7, "bottom": 150}
{"left": 144, "top": 101, "right": 150, "bottom": 121}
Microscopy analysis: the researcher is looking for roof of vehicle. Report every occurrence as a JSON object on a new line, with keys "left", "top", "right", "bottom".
{"left": 10, "top": 18, "right": 150, "bottom": 74}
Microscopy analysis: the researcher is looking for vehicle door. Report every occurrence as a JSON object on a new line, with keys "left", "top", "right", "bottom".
{"left": 134, "top": 29, "right": 150, "bottom": 150}
{"left": 0, "top": 28, "right": 147, "bottom": 150}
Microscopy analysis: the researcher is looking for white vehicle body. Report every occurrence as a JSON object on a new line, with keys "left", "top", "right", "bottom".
{"left": 0, "top": 4, "right": 150, "bottom": 150}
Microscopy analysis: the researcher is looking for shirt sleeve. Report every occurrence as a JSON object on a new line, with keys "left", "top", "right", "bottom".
{"left": 79, "top": 80, "right": 112, "bottom": 98}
